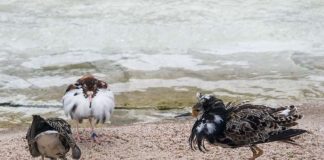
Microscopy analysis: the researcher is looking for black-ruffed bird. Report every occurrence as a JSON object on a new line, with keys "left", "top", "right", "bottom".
{"left": 189, "top": 93, "right": 307, "bottom": 160}
{"left": 62, "top": 74, "right": 115, "bottom": 143}
{"left": 26, "top": 115, "right": 81, "bottom": 160}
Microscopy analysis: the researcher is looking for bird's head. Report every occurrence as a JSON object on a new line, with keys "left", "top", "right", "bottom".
{"left": 77, "top": 75, "right": 107, "bottom": 103}
{"left": 192, "top": 92, "right": 226, "bottom": 118}
{"left": 189, "top": 93, "right": 227, "bottom": 152}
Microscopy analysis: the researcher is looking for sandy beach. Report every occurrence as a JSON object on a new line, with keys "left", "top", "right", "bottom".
{"left": 0, "top": 102, "right": 323, "bottom": 160}
{"left": 0, "top": 0, "right": 323, "bottom": 160}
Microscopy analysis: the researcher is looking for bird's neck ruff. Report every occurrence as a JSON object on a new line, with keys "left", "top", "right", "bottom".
{"left": 189, "top": 110, "right": 227, "bottom": 151}
{"left": 190, "top": 94, "right": 231, "bottom": 151}
{"left": 34, "top": 130, "right": 59, "bottom": 140}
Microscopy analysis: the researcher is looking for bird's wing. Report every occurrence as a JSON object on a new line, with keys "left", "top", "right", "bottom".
{"left": 46, "top": 118, "right": 82, "bottom": 159}
{"left": 225, "top": 104, "right": 303, "bottom": 145}
{"left": 46, "top": 118, "right": 75, "bottom": 147}
{"left": 62, "top": 88, "right": 91, "bottom": 120}
{"left": 46, "top": 118, "right": 72, "bottom": 134}
{"left": 26, "top": 115, "right": 50, "bottom": 157}
{"left": 91, "top": 89, "right": 115, "bottom": 124}
{"left": 225, "top": 104, "right": 282, "bottom": 145}
{"left": 26, "top": 126, "right": 41, "bottom": 157}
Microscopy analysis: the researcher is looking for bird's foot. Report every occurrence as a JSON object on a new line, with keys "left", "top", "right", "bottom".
{"left": 76, "top": 137, "right": 82, "bottom": 143}
{"left": 75, "top": 134, "right": 84, "bottom": 142}
{"left": 91, "top": 132, "right": 100, "bottom": 144}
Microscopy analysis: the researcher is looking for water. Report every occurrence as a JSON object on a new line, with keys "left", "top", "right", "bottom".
{"left": 0, "top": 0, "right": 323, "bottom": 125}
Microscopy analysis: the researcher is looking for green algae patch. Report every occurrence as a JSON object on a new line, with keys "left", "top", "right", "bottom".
{"left": 114, "top": 87, "right": 250, "bottom": 109}
{"left": 0, "top": 112, "right": 30, "bottom": 128}
{"left": 115, "top": 87, "right": 201, "bottom": 109}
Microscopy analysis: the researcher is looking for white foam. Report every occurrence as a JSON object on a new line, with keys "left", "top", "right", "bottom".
{"left": 308, "top": 75, "right": 324, "bottom": 82}
{"left": 27, "top": 76, "right": 80, "bottom": 88}
{"left": 114, "top": 54, "right": 218, "bottom": 71}
{"left": 21, "top": 52, "right": 219, "bottom": 71}
{"left": 0, "top": 74, "right": 31, "bottom": 89}
{"left": 209, "top": 41, "right": 311, "bottom": 55}
{"left": 0, "top": 106, "right": 64, "bottom": 119}
{"left": 0, "top": 51, "right": 8, "bottom": 61}
{"left": 21, "top": 51, "right": 110, "bottom": 69}
{"left": 219, "top": 60, "right": 249, "bottom": 66}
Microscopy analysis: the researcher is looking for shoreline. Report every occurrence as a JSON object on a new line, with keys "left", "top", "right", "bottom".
{"left": 0, "top": 102, "right": 323, "bottom": 159}
{"left": 0, "top": 100, "right": 323, "bottom": 129}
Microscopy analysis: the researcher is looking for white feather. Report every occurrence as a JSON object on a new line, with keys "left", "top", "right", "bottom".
{"left": 206, "top": 123, "right": 216, "bottom": 134}
{"left": 279, "top": 109, "right": 290, "bottom": 116}
{"left": 202, "top": 94, "right": 211, "bottom": 100}
{"left": 91, "top": 89, "right": 115, "bottom": 123}
{"left": 35, "top": 130, "right": 59, "bottom": 139}
{"left": 62, "top": 88, "right": 92, "bottom": 120}
{"left": 214, "top": 115, "right": 223, "bottom": 124}
{"left": 196, "top": 123, "right": 205, "bottom": 133}
{"left": 62, "top": 88, "right": 115, "bottom": 123}
{"left": 196, "top": 122, "right": 217, "bottom": 134}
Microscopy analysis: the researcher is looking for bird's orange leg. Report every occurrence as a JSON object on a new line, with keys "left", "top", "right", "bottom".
{"left": 75, "top": 121, "right": 82, "bottom": 142}
{"left": 249, "top": 145, "right": 263, "bottom": 160}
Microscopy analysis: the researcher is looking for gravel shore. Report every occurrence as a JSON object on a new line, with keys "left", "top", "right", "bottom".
{"left": 0, "top": 103, "right": 323, "bottom": 160}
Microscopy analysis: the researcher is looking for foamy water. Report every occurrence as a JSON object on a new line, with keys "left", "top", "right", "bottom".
{"left": 0, "top": 0, "right": 323, "bottom": 124}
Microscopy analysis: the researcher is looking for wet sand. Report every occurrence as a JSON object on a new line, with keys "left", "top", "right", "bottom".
{"left": 0, "top": 103, "right": 323, "bottom": 160}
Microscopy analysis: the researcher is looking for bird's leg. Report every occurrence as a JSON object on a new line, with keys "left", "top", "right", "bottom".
{"left": 249, "top": 146, "right": 257, "bottom": 160}
{"left": 89, "top": 118, "right": 99, "bottom": 143}
{"left": 75, "top": 120, "right": 82, "bottom": 142}
{"left": 41, "top": 155, "right": 44, "bottom": 160}
{"left": 249, "top": 145, "right": 263, "bottom": 160}
{"left": 255, "top": 145, "right": 263, "bottom": 158}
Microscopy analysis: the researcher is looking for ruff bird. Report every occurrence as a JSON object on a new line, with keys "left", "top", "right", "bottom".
{"left": 26, "top": 115, "right": 81, "bottom": 160}
{"left": 189, "top": 93, "right": 307, "bottom": 160}
{"left": 62, "top": 75, "right": 115, "bottom": 143}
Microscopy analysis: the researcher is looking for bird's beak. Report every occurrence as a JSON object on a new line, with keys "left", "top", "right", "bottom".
{"left": 192, "top": 108, "right": 199, "bottom": 117}
{"left": 86, "top": 91, "right": 94, "bottom": 103}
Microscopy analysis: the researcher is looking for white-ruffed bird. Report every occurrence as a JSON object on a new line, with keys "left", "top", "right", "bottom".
{"left": 62, "top": 75, "right": 115, "bottom": 143}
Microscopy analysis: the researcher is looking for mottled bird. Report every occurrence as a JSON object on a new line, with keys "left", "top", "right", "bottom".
{"left": 26, "top": 115, "right": 81, "bottom": 160}
{"left": 189, "top": 93, "right": 307, "bottom": 160}
{"left": 62, "top": 75, "right": 115, "bottom": 143}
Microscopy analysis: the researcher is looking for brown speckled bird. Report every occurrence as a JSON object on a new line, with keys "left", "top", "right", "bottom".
{"left": 26, "top": 115, "right": 81, "bottom": 160}
{"left": 189, "top": 93, "right": 307, "bottom": 160}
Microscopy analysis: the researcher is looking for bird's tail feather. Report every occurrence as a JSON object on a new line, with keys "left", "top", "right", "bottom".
{"left": 267, "top": 129, "right": 307, "bottom": 143}
{"left": 275, "top": 114, "right": 303, "bottom": 126}
{"left": 72, "top": 145, "right": 82, "bottom": 159}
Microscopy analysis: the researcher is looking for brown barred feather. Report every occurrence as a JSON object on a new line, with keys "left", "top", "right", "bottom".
{"left": 65, "top": 84, "right": 77, "bottom": 93}
{"left": 26, "top": 115, "right": 81, "bottom": 159}
{"left": 190, "top": 93, "right": 307, "bottom": 160}
{"left": 224, "top": 103, "right": 304, "bottom": 146}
